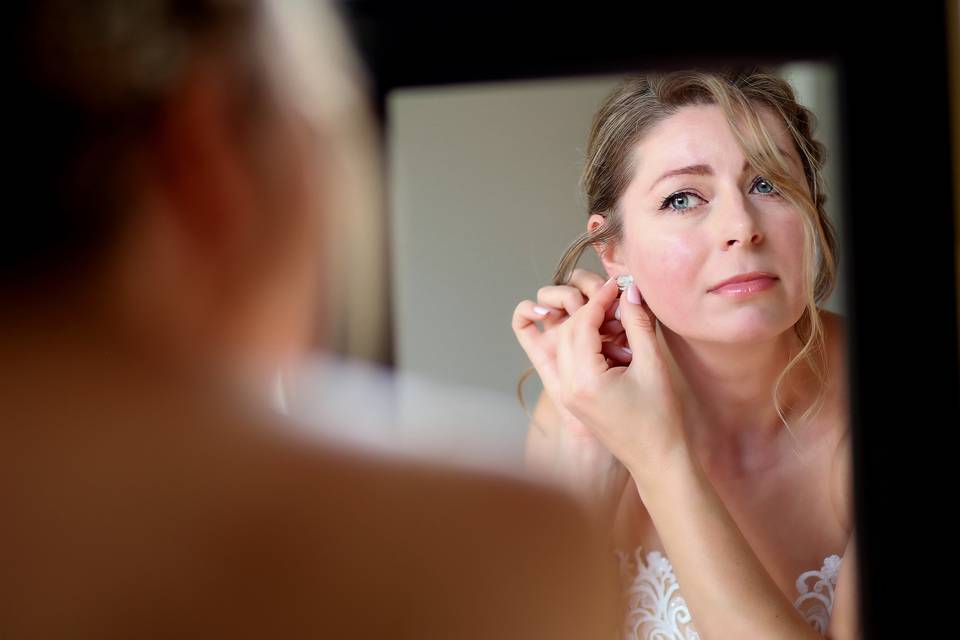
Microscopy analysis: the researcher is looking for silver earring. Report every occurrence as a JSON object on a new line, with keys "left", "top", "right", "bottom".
{"left": 616, "top": 274, "right": 634, "bottom": 292}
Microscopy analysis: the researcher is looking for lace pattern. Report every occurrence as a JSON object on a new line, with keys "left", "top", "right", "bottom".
{"left": 615, "top": 545, "right": 843, "bottom": 640}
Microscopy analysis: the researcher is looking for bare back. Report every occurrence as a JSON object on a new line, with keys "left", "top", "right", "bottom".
{"left": 0, "top": 348, "right": 622, "bottom": 638}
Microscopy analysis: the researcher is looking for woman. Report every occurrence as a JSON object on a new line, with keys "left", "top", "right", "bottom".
{"left": 0, "top": 1, "right": 623, "bottom": 637}
{"left": 513, "top": 68, "right": 859, "bottom": 639}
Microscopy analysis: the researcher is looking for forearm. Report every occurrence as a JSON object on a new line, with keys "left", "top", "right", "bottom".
{"left": 524, "top": 395, "right": 628, "bottom": 532}
{"left": 550, "top": 432, "right": 630, "bottom": 527}
{"left": 629, "top": 446, "right": 826, "bottom": 640}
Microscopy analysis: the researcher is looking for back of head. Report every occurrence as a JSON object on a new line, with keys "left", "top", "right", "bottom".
{"left": 9, "top": 1, "right": 260, "bottom": 294}
{"left": 5, "top": 0, "right": 379, "bottom": 391}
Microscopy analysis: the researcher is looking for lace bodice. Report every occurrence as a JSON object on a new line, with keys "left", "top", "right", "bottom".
{"left": 615, "top": 545, "right": 843, "bottom": 639}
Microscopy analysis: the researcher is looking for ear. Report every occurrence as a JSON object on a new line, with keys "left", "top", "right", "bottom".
{"left": 152, "top": 56, "right": 257, "bottom": 272}
{"left": 587, "top": 213, "right": 628, "bottom": 279}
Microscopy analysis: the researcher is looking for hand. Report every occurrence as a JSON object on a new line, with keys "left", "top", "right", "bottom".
{"left": 512, "top": 269, "right": 632, "bottom": 519}
{"left": 554, "top": 275, "right": 687, "bottom": 476}
{"left": 512, "top": 268, "right": 632, "bottom": 441}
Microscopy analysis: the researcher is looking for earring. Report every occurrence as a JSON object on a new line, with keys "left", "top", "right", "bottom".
{"left": 616, "top": 274, "right": 634, "bottom": 292}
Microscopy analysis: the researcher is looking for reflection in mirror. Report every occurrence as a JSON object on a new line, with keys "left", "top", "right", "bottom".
{"left": 376, "top": 63, "right": 857, "bottom": 639}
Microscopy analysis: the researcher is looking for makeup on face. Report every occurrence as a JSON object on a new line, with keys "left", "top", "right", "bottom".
{"left": 708, "top": 274, "right": 779, "bottom": 297}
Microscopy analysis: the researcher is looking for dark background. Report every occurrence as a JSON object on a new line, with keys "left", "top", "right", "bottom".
{"left": 335, "top": 3, "right": 960, "bottom": 637}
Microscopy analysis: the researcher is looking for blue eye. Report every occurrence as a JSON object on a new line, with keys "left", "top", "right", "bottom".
{"left": 753, "top": 177, "right": 777, "bottom": 194}
{"left": 657, "top": 176, "right": 780, "bottom": 214}
{"left": 658, "top": 192, "right": 705, "bottom": 213}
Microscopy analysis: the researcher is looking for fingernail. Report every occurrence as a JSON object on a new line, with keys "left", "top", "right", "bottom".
{"left": 614, "top": 303, "right": 621, "bottom": 320}
{"left": 533, "top": 305, "right": 551, "bottom": 316}
{"left": 627, "top": 284, "right": 641, "bottom": 305}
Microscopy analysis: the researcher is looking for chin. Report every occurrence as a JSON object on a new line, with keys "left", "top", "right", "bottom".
{"left": 728, "top": 322, "right": 795, "bottom": 344}
{"left": 709, "top": 309, "right": 793, "bottom": 343}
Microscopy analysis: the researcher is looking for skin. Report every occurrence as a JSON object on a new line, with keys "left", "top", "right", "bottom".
{"left": 0, "top": 6, "right": 622, "bottom": 638}
{"left": 589, "top": 103, "right": 822, "bottom": 482}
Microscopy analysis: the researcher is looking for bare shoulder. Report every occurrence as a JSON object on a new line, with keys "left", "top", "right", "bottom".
{"left": 0, "top": 370, "right": 618, "bottom": 638}
{"left": 820, "top": 308, "right": 849, "bottom": 389}
{"left": 216, "top": 425, "right": 624, "bottom": 638}
{"left": 818, "top": 308, "right": 854, "bottom": 537}
{"left": 820, "top": 306, "right": 847, "bottom": 332}
{"left": 810, "top": 308, "right": 849, "bottom": 440}
{"left": 829, "top": 419, "right": 854, "bottom": 535}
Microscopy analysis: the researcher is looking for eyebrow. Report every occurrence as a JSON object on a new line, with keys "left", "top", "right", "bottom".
{"left": 647, "top": 147, "right": 798, "bottom": 194}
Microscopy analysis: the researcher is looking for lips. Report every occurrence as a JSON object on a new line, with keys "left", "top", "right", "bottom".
{"left": 709, "top": 271, "right": 778, "bottom": 292}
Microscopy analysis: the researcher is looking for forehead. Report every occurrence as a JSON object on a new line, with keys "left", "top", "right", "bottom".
{"left": 634, "top": 103, "right": 794, "bottom": 173}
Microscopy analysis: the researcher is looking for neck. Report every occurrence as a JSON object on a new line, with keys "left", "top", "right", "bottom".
{"left": 656, "top": 318, "right": 815, "bottom": 478}
{"left": 0, "top": 279, "right": 277, "bottom": 413}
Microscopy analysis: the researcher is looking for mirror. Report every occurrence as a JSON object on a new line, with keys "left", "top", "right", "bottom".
{"left": 373, "top": 62, "right": 855, "bottom": 638}
{"left": 385, "top": 64, "right": 845, "bottom": 440}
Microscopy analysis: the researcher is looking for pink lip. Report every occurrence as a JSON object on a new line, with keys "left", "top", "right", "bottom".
{"left": 709, "top": 276, "right": 778, "bottom": 296}
{"left": 709, "top": 271, "right": 778, "bottom": 291}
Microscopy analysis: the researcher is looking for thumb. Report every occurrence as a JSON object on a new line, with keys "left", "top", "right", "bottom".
{"left": 619, "top": 283, "right": 658, "bottom": 350}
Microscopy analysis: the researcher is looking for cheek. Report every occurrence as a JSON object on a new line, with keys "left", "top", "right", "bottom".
{"left": 769, "top": 213, "right": 809, "bottom": 301}
{"left": 629, "top": 232, "right": 703, "bottom": 318}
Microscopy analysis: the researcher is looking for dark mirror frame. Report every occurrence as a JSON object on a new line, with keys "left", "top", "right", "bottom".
{"left": 336, "top": 3, "right": 960, "bottom": 637}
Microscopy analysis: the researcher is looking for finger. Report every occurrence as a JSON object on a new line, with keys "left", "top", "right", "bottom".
{"left": 570, "top": 268, "right": 621, "bottom": 322}
{"left": 599, "top": 319, "right": 624, "bottom": 336}
{"left": 568, "top": 268, "right": 607, "bottom": 300}
{"left": 511, "top": 300, "right": 551, "bottom": 369}
{"left": 599, "top": 329, "right": 628, "bottom": 347}
{"left": 555, "top": 311, "right": 609, "bottom": 402}
{"left": 611, "top": 331, "right": 630, "bottom": 348}
{"left": 570, "top": 275, "right": 621, "bottom": 358}
{"left": 606, "top": 297, "right": 623, "bottom": 323}
{"left": 536, "top": 285, "right": 586, "bottom": 317}
{"left": 563, "top": 276, "right": 622, "bottom": 384}
{"left": 618, "top": 282, "right": 658, "bottom": 357}
{"left": 601, "top": 339, "right": 633, "bottom": 364}
{"left": 513, "top": 301, "right": 569, "bottom": 401}
{"left": 528, "top": 302, "right": 566, "bottom": 329}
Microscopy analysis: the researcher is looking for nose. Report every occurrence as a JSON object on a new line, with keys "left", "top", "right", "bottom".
{"left": 718, "top": 190, "right": 764, "bottom": 250}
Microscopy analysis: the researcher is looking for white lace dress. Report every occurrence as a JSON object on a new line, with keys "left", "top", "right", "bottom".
{"left": 615, "top": 545, "right": 843, "bottom": 639}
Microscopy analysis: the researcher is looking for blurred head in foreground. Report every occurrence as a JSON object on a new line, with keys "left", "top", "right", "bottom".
{"left": 6, "top": 0, "right": 379, "bottom": 399}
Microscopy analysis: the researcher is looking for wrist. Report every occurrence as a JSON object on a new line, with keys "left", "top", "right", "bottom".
{"left": 552, "top": 437, "right": 628, "bottom": 517}
{"left": 625, "top": 433, "right": 694, "bottom": 502}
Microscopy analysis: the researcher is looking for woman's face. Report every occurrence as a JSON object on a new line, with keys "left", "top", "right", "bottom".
{"left": 610, "top": 103, "right": 810, "bottom": 344}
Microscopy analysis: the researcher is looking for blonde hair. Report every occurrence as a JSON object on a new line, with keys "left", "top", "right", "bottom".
{"left": 517, "top": 66, "right": 839, "bottom": 459}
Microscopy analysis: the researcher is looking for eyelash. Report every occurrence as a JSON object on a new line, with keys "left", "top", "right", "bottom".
{"left": 658, "top": 176, "right": 780, "bottom": 214}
